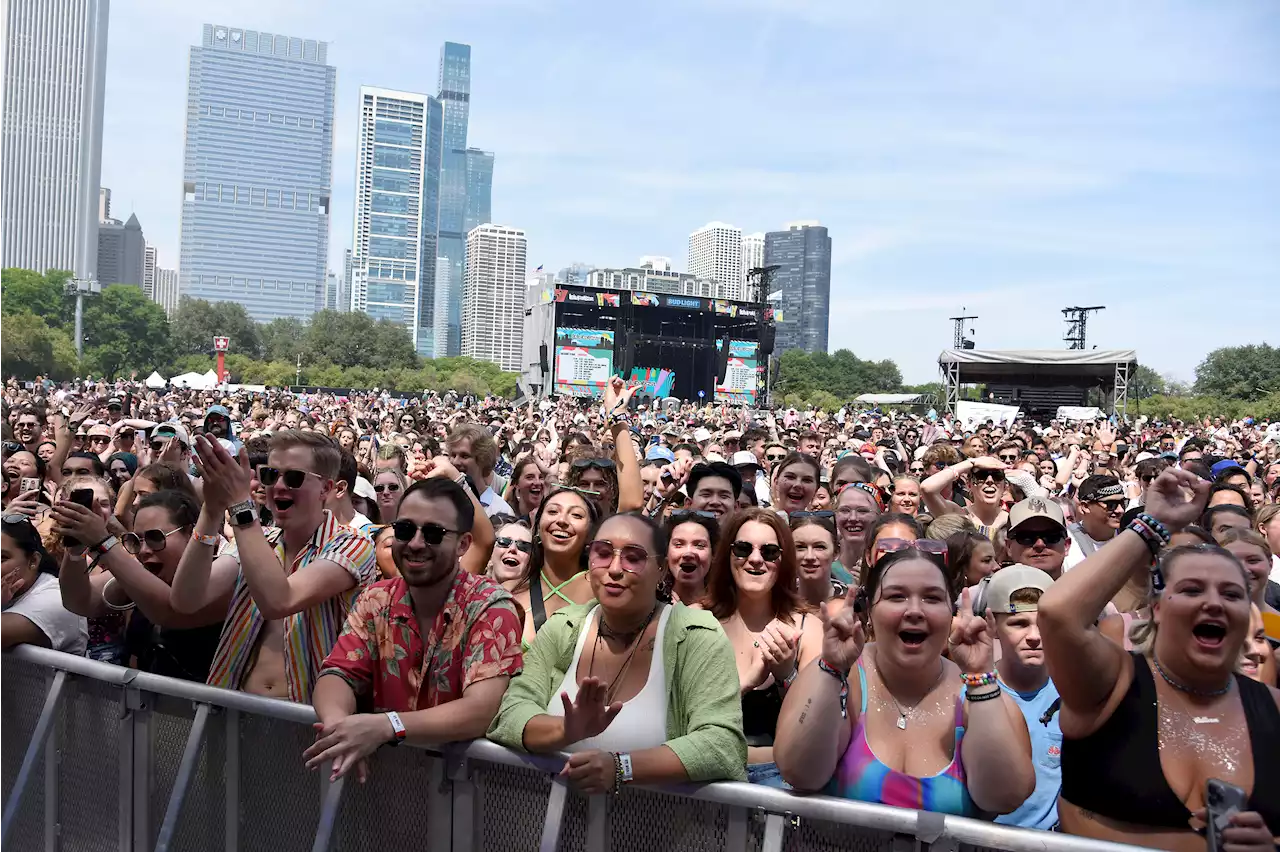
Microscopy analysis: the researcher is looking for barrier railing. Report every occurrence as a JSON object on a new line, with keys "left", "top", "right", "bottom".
{"left": 2, "top": 646, "right": 1151, "bottom": 852}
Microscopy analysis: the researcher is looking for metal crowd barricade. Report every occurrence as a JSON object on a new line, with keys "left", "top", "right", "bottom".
{"left": 2, "top": 646, "right": 1151, "bottom": 852}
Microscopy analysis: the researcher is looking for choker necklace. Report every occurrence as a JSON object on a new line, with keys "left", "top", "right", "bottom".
{"left": 598, "top": 604, "right": 658, "bottom": 645}
{"left": 1152, "top": 655, "right": 1232, "bottom": 698}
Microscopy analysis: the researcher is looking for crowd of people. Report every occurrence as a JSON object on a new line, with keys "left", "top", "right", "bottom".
{"left": 3, "top": 373, "right": 1279, "bottom": 851}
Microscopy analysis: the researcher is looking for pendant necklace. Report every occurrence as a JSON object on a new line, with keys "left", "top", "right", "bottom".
{"left": 875, "top": 660, "right": 944, "bottom": 730}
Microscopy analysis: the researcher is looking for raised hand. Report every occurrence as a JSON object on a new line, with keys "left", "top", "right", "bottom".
{"left": 818, "top": 586, "right": 866, "bottom": 675}
{"left": 756, "top": 618, "right": 800, "bottom": 684}
{"left": 1143, "top": 468, "right": 1211, "bottom": 532}
{"left": 949, "top": 588, "right": 996, "bottom": 675}
{"left": 192, "top": 435, "right": 251, "bottom": 515}
{"left": 560, "top": 677, "right": 622, "bottom": 746}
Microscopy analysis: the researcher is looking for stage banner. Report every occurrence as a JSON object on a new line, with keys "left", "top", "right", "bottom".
{"left": 596, "top": 292, "right": 620, "bottom": 307}
{"left": 712, "top": 300, "right": 737, "bottom": 317}
{"left": 554, "top": 329, "right": 615, "bottom": 397}
{"left": 955, "top": 401, "right": 1020, "bottom": 428}
{"left": 715, "top": 340, "right": 760, "bottom": 405}
{"left": 628, "top": 367, "right": 675, "bottom": 399}
{"left": 1055, "top": 406, "right": 1103, "bottom": 422}
{"left": 630, "top": 292, "right": 658, "bottom": 307}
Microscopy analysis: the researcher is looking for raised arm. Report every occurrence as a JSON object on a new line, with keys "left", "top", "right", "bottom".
{"left": 920, "top": 457, "right": 977, "bottom": 517}
{"left": 169, "top": 503, "right": 240, "bottom": 613}
{"left": 603, "top": 378, "right": 643, "bottom": 512}
{"left": 425, "top": 458, "right": 493, "bottom": 576}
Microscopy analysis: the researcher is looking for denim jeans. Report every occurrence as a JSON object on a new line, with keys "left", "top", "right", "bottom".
{"left": 746, "top": 762, "right": 791, "bottom": 789}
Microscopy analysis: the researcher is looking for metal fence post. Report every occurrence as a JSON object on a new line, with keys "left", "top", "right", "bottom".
{"left": 586, "top": 794, "right": 609, "bottom": 852}
{"left": 309, "top": 775, "right": 345, "bottom": 852}
{"left": 2, "top": 669, "right": 67, "bottom": 847}
{"left": 153, "top": 702, "right": 211, "bottom": 852}
{"left": 43, "top": 681, "right": 62, "bottom": 852}
{"left": 725, "top": 806, "right": 749, "bottom": 852}
{"left": 449, "top": 756, "right": 478, "bottom": 852}
{"left": 428, "top": 758, "right": 452, "bottom": 852}
{"left": 760, "top": 812, "right": 787, "bottom": 852}
{"left": 538, "top": 777, "right": 568, "bottom": 852}
{"left": 224, "top": 709, "right": 239, "bottom": 852}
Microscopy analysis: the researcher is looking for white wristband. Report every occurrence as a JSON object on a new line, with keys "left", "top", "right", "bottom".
{"left": 619, "top": 752, "right": 634, "bottom": 783}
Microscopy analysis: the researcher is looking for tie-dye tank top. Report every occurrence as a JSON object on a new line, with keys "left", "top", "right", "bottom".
{"left": 823, "top": 662, "right": 976, "bottom": 816}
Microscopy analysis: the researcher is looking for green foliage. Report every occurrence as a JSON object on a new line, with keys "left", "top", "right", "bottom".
{"left": 1130, "top": 364, "right": 1165, "bottom": 400}
{"left": 259, "top": 317, "right": 307, "bottom": 362}
{"left": 1193, "top": 344, "right": 1280, "bottom": 400}
{"left": 1, "top": 312, "right": 79, "bottom": 380}
{"left": 169, "top": 298, "right": 263, "bottom": 359}
{"left": 81, "top": 285, "right": 173, "bottom": 378}
{"left": 1138, "top": 392, "right": 1280, "bottom": 422}
{"left": 1, "top": 268, "right": 73, "bottom": 325}
{"left": 301, "top": 311, "right": 418, "bottom": 370}
{"left": 774, "top": 349, "right": 903, "bottom": 407}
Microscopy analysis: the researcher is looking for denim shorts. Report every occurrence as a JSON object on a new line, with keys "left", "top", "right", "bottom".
{"left": 746, "top": 762, "right": 791, "bottom": 789}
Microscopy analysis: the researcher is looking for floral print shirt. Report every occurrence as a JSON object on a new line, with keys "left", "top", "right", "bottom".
{"left": 318, "top": 571, "right": 523, "bottom": 712}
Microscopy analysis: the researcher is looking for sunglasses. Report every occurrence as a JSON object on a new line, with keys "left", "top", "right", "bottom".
{"left": 1094, "top": 500, "right": 1126, "bottom": 514}
{"left": 122, "top": 527, "right": 184, "bottom": 554}
{"left": 587, "top": 539, "right": 652, "bottom": 573}
{"left": 88, "top": 435, "right": 111, "bottom": 445}
{"left": 1008, "top": 527, "right": 1068, "bottom": 547}
{"left": 997, "top": 454, "right": 1019, "bottom": 463}
{"left": 909, "top": 467, "right": 926, "bottom": 475}
{"left": 495, "top": 535, "right": 532, "bottom": 554}
{"left": 731, "top": 540, "right": 783, "bottom": 562}
{"left": 765, "top": 453, "right": 787, "bottom": 462}
{"left": 875, "top": 538, "right": 948, "bottom": 564}
{"left": 391, "top": 519, "right": 459, "bottom": 545}
{"left": 373, "top": 482, "right": 401, "bottom": 494}
{"left": 572, "top": 458, "right": 615, "bottom": 471}
{"left": 788, "top": 510, "right": 834, "bottom": 521}
{"left": 2, "top": 513, "right": 34, "bottom": 526}
{"left": 257, "top": 467, "right": 324, "bottom": 489}
{"left": 931, "top": 461, "right": 950, "bottom": 471}
{"left": 971, "top": 470, "right": 1005, "bottom": 484}
{"left": 669, "top": 509, "right": 716, "bottom": 523}
{"left": 2, "top": 441, "right": 24, "bottom": 453}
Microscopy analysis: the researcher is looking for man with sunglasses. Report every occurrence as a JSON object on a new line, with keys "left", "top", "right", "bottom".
{"left": 1062, "top": 475, "right": 1125, "bottom": 573}
{"left": 305, "top": 478, "right": 522, "bottom": 781}
{"left": 172, "top": 430, "right": 376, "bottom": 702}
{"left": 1005, "top": 497, "right": 1070, "bottom": 580}
{"left": 202, "top": 405, "right": 242, "bottom": 453}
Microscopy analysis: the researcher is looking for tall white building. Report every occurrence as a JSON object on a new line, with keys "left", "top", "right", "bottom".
{"left": 153, "top": 267, "right": 180, "bottom": 317}
{"left": 461, "top": 224, "right": 526, "bottom": 372}
{"left": 688, "top": 222, "right": 744, "bottom": 300}
{"left": 2, "top": 0, "right": 109, "bottom": 278}
{"left": 741, "top": 232, "right": 765, "bottom": 300}
{"left": 143, "top": 244, "right": 157, "bottom": 298}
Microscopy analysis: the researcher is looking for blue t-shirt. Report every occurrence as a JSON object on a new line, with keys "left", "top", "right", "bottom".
{"left": 995, "top": 677, "right": 1062, "bottom": 831}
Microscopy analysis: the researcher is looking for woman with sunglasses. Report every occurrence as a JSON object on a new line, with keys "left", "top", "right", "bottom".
{"left": 769, "top": 453, "right": 820, "bottom": 516}
{"left": 489, "top": 511, "right": 746, "bottom": 792}
{"left": 702, "top": 508, "right": 823, "bottom": 786}
{"left": 921, "top": 456, "right": 1013, "bottom": 540}
{"left": 832, "top": 482, "right": 883, "bottom": 587}
{"left": 372, "top": 469, "right": 407, "bottom": 521}
{"left": 512, "top": 487, "right": 600, "bottom": 645}
{"left": 666, "top": 511, "right": 718, "bottom": 605}
{"left": 487, "top": 516, "right": 533, "bottom": 589}
{"left": 792, "top": 514, "right": 842, "bottom": 607}
{"left": 54, "top": 490, "right": 226, "bottom": 680}
{"left": 1038, "top": 468, "right": 1280, "bottom": 851}
{"left": 774, "top": 540, "right": 1035, "bottom": 816}
{"left": 2, "top": 514, "right": 86, "bottom": 653}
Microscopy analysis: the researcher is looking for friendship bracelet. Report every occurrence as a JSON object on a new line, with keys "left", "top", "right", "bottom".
{"left": 1133, "top": 512, "right": 1171, "bottom": 544}
{"left": 611, "top": 752, "right": 624, "bottom": 794}
{"left": 1127, "top": 519, "right": 1164, "bottom": 558}
{"left": 960, "top": 671, "right": 997, "bottom": 688}
{"left": 966, "top": 686, "right": 1002, "bottom": 703}
{"left": 817, "top": 659, "right": 850, "bottom": 719}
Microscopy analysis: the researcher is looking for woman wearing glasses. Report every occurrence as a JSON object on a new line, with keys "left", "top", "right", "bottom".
{"left": 702, "top": 508, "right": 823, "bottom": 786}
{"left": 487, "top": 515, "right": 533, "bottom": 589}
{"left": 54, "top": 490, "right": 225, "bottom": 681}
{"left": 372, "top": 469, "right": 407, "bottom": 521}
{"left": 833, "top": 482, "right": 884, "bottom": 587}
{"left": 774, "top": 540, "right": 1034, "bottom": 816}
{"left": 489, "top": 512, "right": 746, "bottom": 791}
{"left": 2, "top": 514, "right": 86, "bottom": 654}
{"left": 921, "top": 456, "right": 1014, "bottom": 540}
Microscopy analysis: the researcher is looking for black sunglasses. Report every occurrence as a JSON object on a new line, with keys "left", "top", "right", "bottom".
{"left": 391, "top": 519, "right": 459, "bottom": 545}
{"left": 88, "top": 435, "right": 111, "bottom": 445}
{"left": 731, "top": 540, "right": 782, "bottom": 561}
{"left": 971, "top": 469, "right": 1005, "bottom": 484}
{"left": 373, "top": 482, "right": 401, "bottom": 493}
{"left": 788, "top": 510, "right": 834, "bottom": 521}
{"left": 258, "top": 467, "right": 324, "bottom": 489}
{"left": 997, "top": 453, "right": 1019, "bottom": 463}
{"left": 669, "top": 509, "right": 716, "bottom": 523}
{"left": 572, "top": 457, "right": 615, "bottom": 471}
{"left": 1009, "top": 527, "right": 1068, "bottom": 547}
{"left": 494, "top": 535, "right": 533, "bottom": 553}
{"left": 122, "top": 527, "right": 183, "bottom": 554}
{"left": 765, "top": 452, "right": 787, "bottom": 462}
{"left": 2, "top": 441, "right": 23, "bottom": 454}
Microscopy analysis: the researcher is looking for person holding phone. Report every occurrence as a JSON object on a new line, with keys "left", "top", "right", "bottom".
{"left": 2, "top": 514, "right": 87, "bottom": 654}
{"left": 1038, "top": 468, "right": 1279, "bottom": 851}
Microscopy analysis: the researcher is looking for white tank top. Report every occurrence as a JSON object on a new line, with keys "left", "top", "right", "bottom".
{"left": 547, "top": 605, "right": 671, "bottom": 753}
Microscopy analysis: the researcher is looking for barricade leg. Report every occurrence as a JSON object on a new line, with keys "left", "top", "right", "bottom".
{"left": 309, "top": 775, "right": 344, "bottom": 852}
{"left": 43, "top": 684, "right": 61, "bottom": 852}
{"left": 586, "top": 795, "right": 609, "bottom": 852}
{"left": 539, "top": 777, "right": 568, "bottom": 852}
{"left": 450, "top": 756, "right": 479, "bottom": 852}
{"left": 153, "top": 702, "right": 211, "bottom": 852}
{"left": 223, "top": 709, "right": 238, "bottom": 852}
{"left": 2, "top": 669, "right": 68, "bottom": 847}
{"left": 761, "top": 812, "right": 787, "bottom": 852}
{"left": 726, "top": 807, "right": 749, "bottom": 852}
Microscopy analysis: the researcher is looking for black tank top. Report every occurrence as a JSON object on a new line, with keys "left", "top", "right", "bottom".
{"left": 1061, "top": 652, "right": 1280, "bottom": 830}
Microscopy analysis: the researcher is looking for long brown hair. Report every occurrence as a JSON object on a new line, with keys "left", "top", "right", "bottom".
{"left": 702, "top": 507, "right": 803, "bottom": 623}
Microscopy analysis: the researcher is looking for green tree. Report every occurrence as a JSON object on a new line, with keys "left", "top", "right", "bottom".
{"left": 169, "top": 297, "right": 263, "bottom": 359}
{"left": 81, "top": 285, "right": 173, "bottom": 377}
{"left": 259, "top": 317, "right": 307, "bottom": 362}
{"left": 1, "top": 312, "right": 79, "bottom": 379}
{"left": 302, "top": 311, "right": 418, "bottom": 370}
{"left": 1193, "top": 344, "right": 1280, "bottom": 400}
{"left": 1130, "top": 364, "right": 1166, "bottom": 400}
{"left": 774, "top": 349, "right": 903, "bottom": 404}
{"left": 1, "top": 268, "right": 73, "bottom": 326}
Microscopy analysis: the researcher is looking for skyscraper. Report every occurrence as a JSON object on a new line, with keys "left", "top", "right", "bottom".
{"left": 435, "top": 42, "right": 495, "bottom": 358}
{"left": 688, "top": 222, "right": 744, "bottom": 300}
{"left": 461, "top": 224, "right": 526, "bottom": 372}
{"left": 2, "top": 0, "right": 109, "bottom": 278}
{"left": 741, "top": 233, "right": 765, "bottom": 300}
{"left": 764, "top": 221, "right": 832, "bottom": 354}
{"left": 96, "top": 213, "right": 146, "bottom": 288}
{"left": 341, "top": 247, "right": 353, "bottom": 312}
{"left": 348, "top": 86, "right": 442, "bottom": 353}
{"left": 154, "top": 267, "right": 180, "bottom": 317}
{"left": 143, "top": 244, "right": 157, "bottom": 298}
{"left": 178, "top": 24, "right": 336, "bottom": 322}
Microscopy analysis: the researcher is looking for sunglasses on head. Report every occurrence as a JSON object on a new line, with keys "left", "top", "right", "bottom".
{"left": 1008, "top": 527, "right": 1067, "bottom": 547}
{"left": 731, "top": 540, "right": 783, "bottom": 561}
{"left": 572, "top": 458, "right": 615, "bottom": 471}
{"left": 2, "top": 513, "right": 34, "bottom": 526}
{"left": 257, "top": 467, "right": 323, "bottom": 489}
{"left": 2, "top": 441, "right": 24, "bottom": 454}
{"left": 875, "top": 538, "right": 948, "bottom": 564}
{"left": 122, "top": 527, "right": 183, "bottom": 555}
{"left": 587, "top": 539, "right": 651, "bottom": 573}
{"left": 373, "top": 482, "right": 401, "bottom": 493}
{"left": 391, "top": 519, "right": 458, "bottom": 545}
{"left": 495, "top": 535, "right": 532, "bottom": 554}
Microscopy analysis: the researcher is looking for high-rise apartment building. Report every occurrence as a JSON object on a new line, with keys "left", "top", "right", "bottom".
{"left": 435, "top": 42, "right": 495, "bottom": 358}
{"left": 587, "top": 259, "right": 719, "bottom": 297}
{"left": 341, "top": 248, "right": 353, "bottom": 311}
{"left": 2, "top": 0, "right": 109, "bottom": 278}
{"left": 99, "top": 188, "right": 112, "bottom": 223}
{"left": 178, "top": 24, "right": 336, "bottom": 322}
{"left": 97, "top": 213, "right": 146, "bottom": 287}
{"left": 349, "top": 86, "right": 442, "bottom": 352}
{"left": 764, "top": 221, "right": 832, "bottom": 354}
{"left": 143, "top": 244, "right": 157, "bottom": 298}
{"left": 741, "top": 232, "right": 765, "bottom": 300}
{"left": 153, "top": 267, "right": 180, "bottom": 317}
{"left": 461, "top": 224, "right": 526, "bottom": 372}
{"left": 688, "top": 222, "right": 744, "bottom": 300}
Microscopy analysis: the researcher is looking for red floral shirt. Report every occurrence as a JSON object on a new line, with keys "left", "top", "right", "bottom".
{"left": 318, "top": 571, "right": 523, "bottom": 712}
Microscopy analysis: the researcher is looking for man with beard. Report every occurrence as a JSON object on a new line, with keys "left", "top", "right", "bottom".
{"left": 172, "top": 430, "right": 377, "bottom": 702}
{"left": 305, "top": 477, "right": 522, "bottom": 781}
{"left": 1063, "top": 475, "right": 1124, "bottom": 572}
{"left": 202, "top": 405, "right": 242, "bottom": 453}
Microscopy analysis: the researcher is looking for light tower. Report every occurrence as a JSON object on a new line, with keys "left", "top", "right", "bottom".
{"left": 1062, "top": 306, "right": 1105, "bottom": 350}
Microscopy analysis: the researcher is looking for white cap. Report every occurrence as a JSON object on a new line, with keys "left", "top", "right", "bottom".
{"left": 354, "top": 476, "right": 376, "bottom": 500}
{"left": 693, "top": 427, "right": 712, "bottom": 443}
{"left": 731, "top": 450, "right": 760, "bottom": 469}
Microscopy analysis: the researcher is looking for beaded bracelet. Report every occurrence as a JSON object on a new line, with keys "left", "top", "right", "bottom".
{"left": 960, "top": 671, "right": 997, "bottom": 688}
{"left": 817, "top": 659, "right": 850, "bottom": 719}
{"left": 611, "top": 752, "right": 624, "bottom": 795}
{"left": 966, "top": 687, "right": 1002, "bottom": 703}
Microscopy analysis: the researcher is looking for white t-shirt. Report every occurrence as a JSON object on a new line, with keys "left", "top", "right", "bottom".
{"left": 480, "top": 487, "right": 513, "bottom": 518}
{"left": 3, "top": 573, "right": 88, "bottom": 655}
{"left": 1063, "top": 526, "right": 1110, "bottom": 573}
{"left": 1269, "top": 554, "right": 1280, "bottom": 585}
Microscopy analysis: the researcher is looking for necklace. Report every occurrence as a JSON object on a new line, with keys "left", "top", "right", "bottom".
{"left": 874, "top": 659, "right": 945, "bottom": 730}
{"left": 588, "top": 604, "right": 660, "bottom": 704}
{"left": 598, "top": 607, "right": 655, "bottom": 644}
{"left": 1152, "top": 655, "right": 1232, "bottom": 698}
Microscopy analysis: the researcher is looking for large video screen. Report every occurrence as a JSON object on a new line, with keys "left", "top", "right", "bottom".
{"left": 715, "top": 340, "right": 760, "bottom": 405}
{"left": 553, "top": 328, "right": 615, "bottom": 397}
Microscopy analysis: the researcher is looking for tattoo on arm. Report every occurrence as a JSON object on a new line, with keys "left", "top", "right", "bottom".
{"left": 798, "top": 697, "right": 813, "bottom": 726}
{"left": 645, "top": 638, "right": 655, "bottom": 651}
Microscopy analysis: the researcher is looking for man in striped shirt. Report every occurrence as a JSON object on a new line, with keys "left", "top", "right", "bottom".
{"left": 171, "top": 430, "right": 377, "bottom": 702}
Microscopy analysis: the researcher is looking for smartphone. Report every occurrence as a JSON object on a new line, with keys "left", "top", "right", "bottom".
{"left": 20, "top": 477, "right": 41, "bottom": 495}
{"left": 70, "top": 488, "right": 95, "bottom": 509}
{"left": 1205, "top": 778, "right": 1247, "bottom": 852}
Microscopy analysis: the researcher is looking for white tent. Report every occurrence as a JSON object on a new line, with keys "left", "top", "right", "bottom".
{"left": 170, "top": 371, "right": 214, "bottom": 389}
{"left": 144, "top": 371, "right": 167, "bottom": 389}
{"left": 855, "top": 393, "right": 931, "bottom": 405}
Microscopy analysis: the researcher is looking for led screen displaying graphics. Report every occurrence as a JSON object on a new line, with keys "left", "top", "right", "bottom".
{"left": 627, "top": 367, "right": 675, "bottom": 399}
{"left": 554, "top": 329, "right": 615, "bottom": 397}
{"left": 715, "top": 340, "right": 760, "bottom": 405}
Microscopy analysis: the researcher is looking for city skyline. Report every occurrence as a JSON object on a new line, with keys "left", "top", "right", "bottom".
{"left": 95, "top": 1, "right": 1278, "bottom": 381}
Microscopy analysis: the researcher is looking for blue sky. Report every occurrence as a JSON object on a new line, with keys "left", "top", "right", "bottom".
{"left": 100, "top": 0, "right": 1280, "bottom": 383}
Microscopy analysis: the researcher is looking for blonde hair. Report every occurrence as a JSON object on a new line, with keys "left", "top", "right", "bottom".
{"left": 1127, "top": 543, "right": 1251, "bottom": 653}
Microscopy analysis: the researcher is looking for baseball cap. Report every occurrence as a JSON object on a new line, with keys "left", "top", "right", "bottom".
{"left": 693, "top": 427, "right": 712, "bottom": 443}
{"left": 107, "top": 397, "right": 122, "bottom": 408}
{"left": 731, "top": 450, "right": 760, "bottom": 470}
{"left": 1007, "top": 496, "right": 1066, "bottom": 532}
{"left": 984, "top": 565, "right": 1054, "bottom": 614}
{"left": 645, "top": 445, "right": 675, "bottom": 463}
{"left": 1134, "top": 451, "right": 1156, "bottom": 463}
{"left": 353, "top": 476, "right": 376, "bottom": 500}
{"left": 724, "top": 430, "right": 742, "bottom": 440}
{"left": 152, "top": 422, "right": 191, "bottom": 448}
{"left": 1211, "top": 460, "right": 1246, "bottom": 481}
